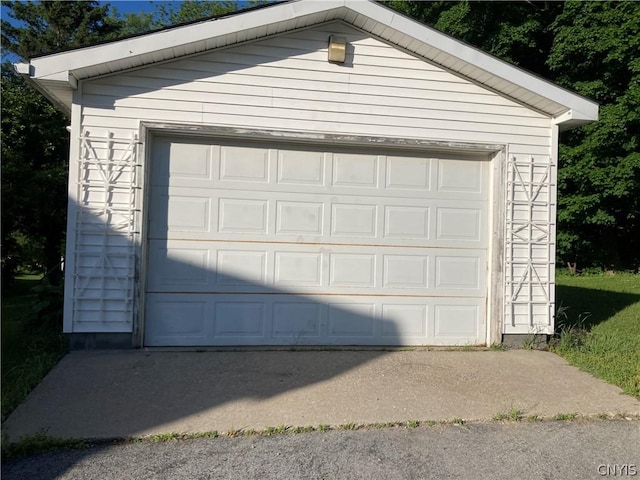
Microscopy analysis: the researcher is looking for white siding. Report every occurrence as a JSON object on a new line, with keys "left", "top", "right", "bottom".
{"left": 71, "top": 21, "right": 554, "bottom": 337}
{"left": 81, "top": 22, "right": 550, "bottom": 147}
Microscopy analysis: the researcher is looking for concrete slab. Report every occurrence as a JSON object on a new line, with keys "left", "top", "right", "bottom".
{"left": 3, "top": 350, "right": 639, "bottom": 441}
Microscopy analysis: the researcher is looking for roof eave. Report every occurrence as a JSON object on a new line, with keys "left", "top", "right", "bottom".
{"left": 17, "top": 0, "right": 599, "bottom": 129}
{"left": 553, "top": 107, "right": 600, "bottom": 132}
{"left": 13, "top": 63, "right": 72, "bottom": 116}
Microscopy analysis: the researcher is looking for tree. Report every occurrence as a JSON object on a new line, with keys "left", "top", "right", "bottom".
{"left": 1, "top": 0, "right": 121, "bottom": 59}
{"left": 386, "top": 1, "right": 562, "bottom": 78}
{"left": 114, "top": 0, "right": 240, "bottom": 37}
{"left": 548, "top": 1, "right": 640, "bottom": 270}
{"left": 1, "top": 63, "right": 69, "bottom": 284}
{"left": 1, "top": 1, "right": 123, "bottom": 285}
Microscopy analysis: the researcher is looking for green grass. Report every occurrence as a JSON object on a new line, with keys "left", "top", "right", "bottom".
{"left": 493, "top": 407, "right": 524, "bottom": 422}
{"left": 552, "top": 412, "right": 578, "bottom": 421}
{"left": 1, "top": 275, "right": 69, "bottom": 423}
{"left": 553, "top": 273, "right": 640, "bottom": 397}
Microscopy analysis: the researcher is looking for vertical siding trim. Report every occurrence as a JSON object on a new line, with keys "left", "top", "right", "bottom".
{"left": 549, "top": 125, "right": 559, "bottom": 333}
{"left": 134, "top": 124, "right": 151, "bottom": 347}
{"left": 63, "top": 86, "right": 83, "bottom": 333}
{"left": 488, "top": 147, "right": 506, "bottom": 345}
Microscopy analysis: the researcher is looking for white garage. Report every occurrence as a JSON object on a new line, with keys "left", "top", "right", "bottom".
{"left": 17, "top": 0, "right": 598, "bottom": 348}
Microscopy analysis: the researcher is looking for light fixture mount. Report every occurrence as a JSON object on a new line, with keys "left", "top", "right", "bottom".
{"left": 328, "top": 35, "right": 347, "bottom": 64}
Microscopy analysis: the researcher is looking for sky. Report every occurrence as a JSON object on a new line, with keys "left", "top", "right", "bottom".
{"left": 102, "top": 0, "right": 178, "bottom": 16}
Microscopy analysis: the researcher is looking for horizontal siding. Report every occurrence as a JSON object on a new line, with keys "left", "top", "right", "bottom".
{"left": 81, "top": 21, "right": 551, "bottom": 149}
{"left": 85, "top": 71, "right": 545, "bottom": 117}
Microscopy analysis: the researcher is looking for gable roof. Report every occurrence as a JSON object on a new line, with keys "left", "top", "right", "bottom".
{"left": 15, "top": 0, "right": 598, "bottom": 129}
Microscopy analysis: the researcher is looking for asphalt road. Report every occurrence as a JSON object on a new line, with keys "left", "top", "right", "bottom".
{"left": 3, "top": 420, "right": 639, "bottom": 480}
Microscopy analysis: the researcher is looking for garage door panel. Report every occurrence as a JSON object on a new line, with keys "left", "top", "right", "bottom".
{"left": 144, "top": 294, "right": 486, "bottom": 346}
{"left": 150, "top": 138, "right": 214, "bottom": 187}
{"left": 145, "top": 298, "right": 210, "bottom": 345}
{"left": 147, "top": 240, "right": 486, "bottom": 296}
{"left": 432, "top": 302, "right": 482, "bottom": 345}
{"left": 149, "top": 186, "right": 487, "bottom": 248}
{"left": 437, "top": 158, "right": 484, "bottom": 193}
{"left": 153, "top": 140, "right": 488, "bottom": 202}
{"left": 145, "top": 137, "right": 490, "bottom": 346}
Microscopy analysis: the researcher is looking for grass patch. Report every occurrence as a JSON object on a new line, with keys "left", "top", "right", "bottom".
{"left": 553, "top": 412, "right": 578, "bottom": 421}
{"left": 1, "top": 275, "right": 69, "bottom": 423}
{"left": 263, "top": 425, "right": 288, "bottom": 435}
{"left": 1, "top": 432, "right": 88, "bottom": 462}
{"left": 406, "top": 420, "right": 419, "bottom": 429}
{"left": 493, "top": 408, "right": 524, "bottom": 422}
{"left": 338, "top": 422, "right": 359, "bottom": 431}
{"left": 552, "top": 273, "right": 640, "bottom": 397}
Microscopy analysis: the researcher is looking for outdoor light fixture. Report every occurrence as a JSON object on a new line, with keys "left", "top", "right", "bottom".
{"left": 328, "top": 35, "right": 347, "bottom": 63}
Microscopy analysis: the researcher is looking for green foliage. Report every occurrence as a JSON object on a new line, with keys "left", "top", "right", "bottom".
{"left": 114, "top": 0, "right": 239, "bottom": 36}
{"left": 387, "top": 1, "right": 562, "bottom": 79}
{"left": 493, "top": 408, "right": 524, "bottom": 422}
{"left": 552, "top": 412, "right": 578, "bottom": 421}
{"left": 1, "top": 0, "right": 121, "bottom": 60}
{"left": 1, "top": 432, "right": 88, "bottom": 462}
{"left": 1, "top": 275, "right": 69, "bottom": 422}
{"left": 550, "top": 2, "right": 640, "bottom": 270}
{"left": 553, "top": 274, "right": 640, "bottom": 396}
{"left": 1, "top": 63, "right": 68, "bottom": 285}
{"left": 30, "top": 279, "right": 65, "bottom": 331}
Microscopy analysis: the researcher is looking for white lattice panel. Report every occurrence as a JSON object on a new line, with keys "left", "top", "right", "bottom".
{"left": 504, "top": 154, "right": 555, "bottom": 334}
{"left": 72, "top": 131, "right": 140, "bottom": 330}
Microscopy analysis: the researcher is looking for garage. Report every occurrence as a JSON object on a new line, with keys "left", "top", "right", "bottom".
{"left": 144, "top": 137, "right": 489, "bottom": 346}
{"left": 17, "top": 0, "right": 598, "bottom": 348}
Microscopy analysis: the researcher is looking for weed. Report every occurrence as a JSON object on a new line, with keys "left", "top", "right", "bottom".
{"left": 339, "top": 422, "right": 358, "bottom": 430}
{"left": 147, "top": 432, "right": 181, "bottom": 442}
{"left": 493, "top": 407, "right": 523, "bottom": 422}
{"left": 406, "top": 420, "right": 419, "bottom": 429}
{"left": 263, "top": 425, "right": 287, "bottom": 436}
{"left": 1, "top": 432, "right": 88, "bottom": 462}
{"left": 452, "top": 417, "right": 465, "bottom": 425}
{"left": 489, "top": 343, "right": 507, "bottom": 351}
{"left": 597, "top": 413, "right": 610, "bottom": 420}
{"left": 318, "top": 424, "right": 330, "bottom": 432}
{"left": 522, "top": 326, "right": 547, "bottom": 350}
{"left": 289, "top": 426, "right": 314, "bottom": 434}
{"left": 527, "top": 415, "right": 542, "bottom": 422}
{"left": 371, "top": 422, "right": 393, "bottom": 429}
{"left": 553, "top": 412, "right": 578, "bottom": 421}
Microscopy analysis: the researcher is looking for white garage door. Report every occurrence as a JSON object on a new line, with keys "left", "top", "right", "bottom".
{"left": 144, "top": 136, "right": 489, "bottom": 346}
